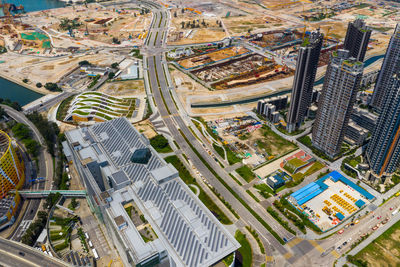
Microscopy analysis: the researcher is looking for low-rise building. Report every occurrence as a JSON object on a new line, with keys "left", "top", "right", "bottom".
{"left": 350, "top": 107, "right": 378, "bottom": 132}
{"left": 80, "top": 66, "right": 109, "bottom": 77}
{"left": 345, "top": 120, "right": 369, "bottom": 145}
{"left": 64, "top": 118, "right": 239, "bottom": 267}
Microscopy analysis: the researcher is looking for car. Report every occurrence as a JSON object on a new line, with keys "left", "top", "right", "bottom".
{"left": 338, "top": 229, "right": 344, "bottom": 234}
{"left": 18, "top": 252, "right": 25, "bottom": 256}
{"left": 382, "top": 219, "right": 388, "bottom": 224}
{"left": 344, "top": 224, "right": 350, "bottom": 229}
{"left": 354, "top": 220, "right": 360, "bottom": 224}
{"left": 336, "top": 246, "right": 342, "bottom": 251}
{"left": 283, "top": 237, "right": 288, "bottom": 243}
{"left": 342, "top": 241, "right": 348, "bottom": 246}
{"left": 372, "top": 226, "right": 378, "bottom": 230}
{"left": 350, "top": 223, "right": 354, "bottom": 226}
{"left": 390, "top": 207, "right": 394, "bottom": 210}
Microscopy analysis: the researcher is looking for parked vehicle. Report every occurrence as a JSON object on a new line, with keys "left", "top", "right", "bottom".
{"left": 92, "top": 248, "right": 99, "bottom": 260}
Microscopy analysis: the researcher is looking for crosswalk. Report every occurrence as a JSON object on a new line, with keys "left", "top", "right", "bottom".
{"left": 13, "top": 220, "right": 32, "bottom": 241}
{"left": 149, "top": 111, "right": 171, "bottom": 136}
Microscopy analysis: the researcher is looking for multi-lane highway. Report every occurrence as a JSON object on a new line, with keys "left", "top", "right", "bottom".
{"left": 1, "top": 105, "right": 53, "bottom": 241}
{"left": 0, "top": 238, "right": 70, "bottom": 267}
{"left": 141, "top": 4, "right": 315, "bottom": 266}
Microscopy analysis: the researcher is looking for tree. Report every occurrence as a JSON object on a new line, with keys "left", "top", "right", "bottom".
{"left": 181, "top": 21, "right": 185, "bottom": 29}
{"left": 70, "top": 198, "right": 79, "bottom": 209}
{"left": 112, "top": 37, "right": 120, "bottom": 44}
{"left": 174, "top": 11, "right": 177, "bottom": 17}
{"left": 44, "top": 82, "right": 61, "bottom": 92}
{"left": 24, "top": 139, "right": 40, "bottom": 157}
{"left": 36, "top": 82, "right": 42, "bottom": 88}
{"left": 150, "top": 135, "right": 171, "bottom": 153}
{"left": 181, "top": 8, "right": 185, "bottom": 13}
{"left": 22, "top": 78, "right": 29, "bottom": 83}
{"left": 12, "top": 123, "right": 31, "bottom": 140}
{"left": 111, "top": 62, "right": 119, "bottom": 69}
{"left": 108, "top": 72, "right": 115, "bottom": 79}
{"left": 78, "top": 60, "right": 90, "bottom": 66}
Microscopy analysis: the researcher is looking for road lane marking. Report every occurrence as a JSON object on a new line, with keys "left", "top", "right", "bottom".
{"left": 331, "top": 250, "right": 340, "bottom": 259}
{"left": 266, "top": 255, "right": 274, "bottom": 262}
{"left": 283, "top": 252, "right": 293, "bottom": 259}
{"left": 287, "top": 237, "right": 302, "bottom": 248}
{"left": 0, "top": 247, "right": 40, "bottom": 267}
{"left": 309, "top": 240, "right": 325, "bottom": 253}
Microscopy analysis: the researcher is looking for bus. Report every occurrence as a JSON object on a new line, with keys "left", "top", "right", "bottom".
{"left": 92, "top": 248, "right": 99, "bottom": 260}
{"left": 41, "top": 245, "right": 46, "bottom": 252}
{"left": 88, "top": 240, "right": 93, "bottom": 248}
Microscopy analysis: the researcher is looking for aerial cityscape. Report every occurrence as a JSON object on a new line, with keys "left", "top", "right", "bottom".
{"left": 0, "top": 0, "right": 398, "bottom": 266}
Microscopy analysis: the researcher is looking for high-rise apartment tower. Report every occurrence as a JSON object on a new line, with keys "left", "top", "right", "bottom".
{"left": 343, "top": 19, "right": 371, "bottom": 62}
{"left": 366, "top": 72, "right": 400, "bottom": 178}
{"left": 286, "top": 30, "right": 323, "bottom": 133}
{"left": 312, "top": 50, "right": 363, "bottom": 158}
{"left": 371, "top": 24, "right": 400, "bottom": 110}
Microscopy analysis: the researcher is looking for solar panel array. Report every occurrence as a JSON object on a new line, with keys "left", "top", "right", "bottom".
{"left": 91, "top": 118, "right": 148, "bottom": 167}
{"left": 138, "top": 179, "right": 224, "bottom": 266}
{"left": 87, "top": 118, "right": 236, "bottom": 266}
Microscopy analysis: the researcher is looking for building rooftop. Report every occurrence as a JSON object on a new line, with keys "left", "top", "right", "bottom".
{"left": 65, "top": 117, "right": 239, "bottom": 266}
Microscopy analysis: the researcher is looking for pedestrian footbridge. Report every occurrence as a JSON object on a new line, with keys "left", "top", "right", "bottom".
{"left": 11, "top": 190, "right": 87, "bottom": 198}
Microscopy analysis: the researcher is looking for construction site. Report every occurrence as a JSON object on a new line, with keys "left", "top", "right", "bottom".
{"left": 247, "top": 28, "right": 342, "bottom": 67}
{"left": 172, "top": 45, "right": 294, "bottom": 90}
{"left": 0, "top": 1, "right": 151, "bottom": 57}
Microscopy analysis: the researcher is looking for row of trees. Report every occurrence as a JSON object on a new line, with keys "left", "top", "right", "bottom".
{"left": 26, "top": 112, "right": 59, "bottom": 156}
{"left": 21, "top": 193, "right": 62, "bottom": 246}
{"left": 0, "top": 98, "right": 21, "bottom": 111}
{"left": 180, "top": 19, "right": 211, "bottom": 29}
{"left": 21, "top": 211, "right": 48, "bottom": 246}
{"left": 11, "top": 122, "right": 40, "bottom": 157}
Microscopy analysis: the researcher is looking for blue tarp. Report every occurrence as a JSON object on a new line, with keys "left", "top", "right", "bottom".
{"left": 336, "top": 212, "right": 345, "bottom": 221}
{"left": 355, "top": 199, "right": 366, "bottom": 208}
{"left": 320, "top": 171, "right": 375, "bottom": 200}
{"left": 291, "top": 182, "right": 325, "bottom": 206}
{"left": 291, "top": 182, "right": 318, "bottom": 199}
{"left": 297, "top": 189, "right": 324, "bottom": 206}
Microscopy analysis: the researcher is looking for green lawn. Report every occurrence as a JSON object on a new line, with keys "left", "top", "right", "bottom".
{"left": 254, "top": 183, "right": 273, "bottom": 198}
{"left": 283, "top": 158, "right": 305, "bottom": 174}
{"left": 304, "top": 161, "right": 325, "bottom": 176}
{"left": 150, "top": 135, "right": 173, "bottom": 153}
{"left": 350, "top": 219, "right": 400, "bottom": 267}
{"left": 235, "top": 230, "right": 252, "bottom": 267}
{"left": 256, "top": 125, "right": 297, "bottom": 158}
{"left": 213, "top": 143, "right": 225, "bottom": 158}
{"left": 236, "top": 165, "right": 255, "bottom": 183}
{"left": 225, "top": 144, "right": 242, "bottom": 165}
